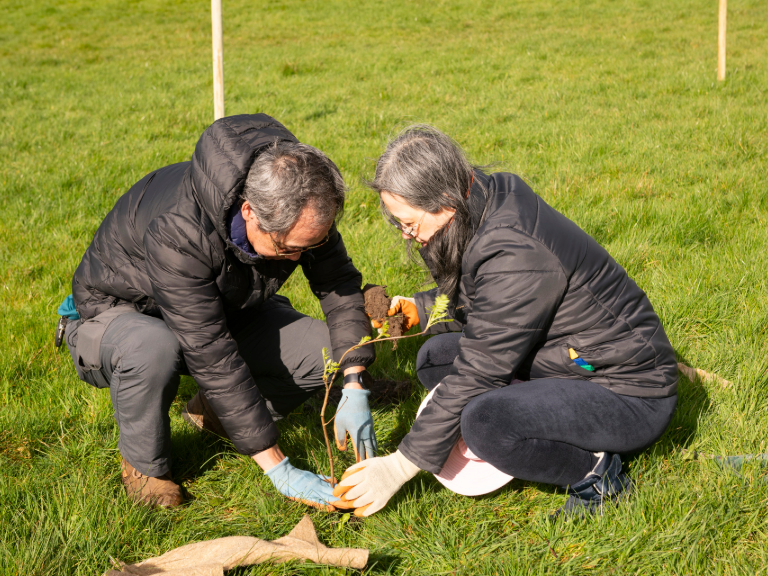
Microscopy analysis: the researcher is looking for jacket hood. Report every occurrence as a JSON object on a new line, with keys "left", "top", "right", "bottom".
{"left": 190, "top": 114, "right": 298, "bottom": 252}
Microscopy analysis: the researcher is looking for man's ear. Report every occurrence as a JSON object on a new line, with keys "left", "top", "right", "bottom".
{"left": 241, "top": 200, "right": 254, "bottom": 222}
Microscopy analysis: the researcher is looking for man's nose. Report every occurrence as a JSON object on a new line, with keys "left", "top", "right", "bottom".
{"left": 285, "top": 252, "right": 302, "bottom": 261}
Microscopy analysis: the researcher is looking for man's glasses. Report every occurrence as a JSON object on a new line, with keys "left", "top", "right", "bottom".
{"left": 269, "top": 233, "right": 330, "bottom": 257}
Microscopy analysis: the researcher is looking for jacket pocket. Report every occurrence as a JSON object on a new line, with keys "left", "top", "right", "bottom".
{"left": 561, "top": 334, "right": 656, "bottom": 378}
{"left": 70, "top": 320, "right": 111, "bottom": 389}
{"left": 81, "top": 366, "right": 110, "bottom": 389}
{"left": 560, "top": 344, "right": 601, "bottom": 378}
{"left": 73, "top": 305, "right": 133, "bottom": 389}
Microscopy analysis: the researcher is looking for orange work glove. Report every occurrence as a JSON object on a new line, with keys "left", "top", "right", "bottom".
{"left": 372, "top": 296, "right": 420, "bottom": 331}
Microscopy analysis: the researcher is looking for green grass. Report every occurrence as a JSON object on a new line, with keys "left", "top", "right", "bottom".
{"left": 1, "top": 0, "right": 768, "bottom": 573}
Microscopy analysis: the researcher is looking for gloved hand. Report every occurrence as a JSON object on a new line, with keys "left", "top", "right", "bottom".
{"left": 265, "top": 457, "right": 337, "bottom": 511}
{"left": 372, "top": 296, "right": 420, "bottom": 331}
{"left": 332, "top": 450, "right": 420, "bottom": 517}
{"left": 334, "top": 388, "right": 377, "bottom": 462}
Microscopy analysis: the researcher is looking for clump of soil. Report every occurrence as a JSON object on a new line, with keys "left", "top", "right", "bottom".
{"left": 363, "top": 284, "right": 390, "bottom": 319}
{"left": 362, "top": 284, "right": 406, "bottom": 344}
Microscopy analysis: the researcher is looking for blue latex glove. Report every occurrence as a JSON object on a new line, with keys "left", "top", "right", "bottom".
{"left": 264, "top": 457, "right": 337, "bottom": 510}
{"left": 334, "top": 388, "right": 377, "bottom": 461}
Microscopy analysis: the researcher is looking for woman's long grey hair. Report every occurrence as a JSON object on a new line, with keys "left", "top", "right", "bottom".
{"left": 367, "top": 125, "right": 489, "bottom": 302}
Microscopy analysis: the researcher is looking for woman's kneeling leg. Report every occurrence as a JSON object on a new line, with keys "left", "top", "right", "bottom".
{"left": 461, "top": 379, "right": 676, "bottom": 487}
{"left": 416, "top": 332, "right": 462, "bottom": 391}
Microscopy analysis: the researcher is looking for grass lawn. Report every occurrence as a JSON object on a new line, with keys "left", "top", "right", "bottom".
{"left": 2, "top": 0, "right": 768, "bottom": 573}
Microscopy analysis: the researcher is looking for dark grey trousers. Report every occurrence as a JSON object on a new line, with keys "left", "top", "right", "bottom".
{"left": 65, "top": 296, "right": 331, "bottom": 477}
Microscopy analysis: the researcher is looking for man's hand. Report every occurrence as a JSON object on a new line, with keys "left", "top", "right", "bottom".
{"left": 263, "top": 456, "right": 338, "bottom": 511}
{"left": 372, "top": 296, "right": 419, "bottom": 331}
{"left": 332, "top": 450, "right": 420, "bottom": 517}
{"left": 334, "top": 376, "right": 377, "bottom": 461}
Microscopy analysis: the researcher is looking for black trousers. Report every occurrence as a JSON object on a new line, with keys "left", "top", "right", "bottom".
{"left": 416, "top": 333, "right": 677, "bottom": 486}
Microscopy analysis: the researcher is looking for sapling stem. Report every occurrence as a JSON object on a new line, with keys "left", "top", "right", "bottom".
{"left": 319, "top": 294, "right": 451, "bottom": 490}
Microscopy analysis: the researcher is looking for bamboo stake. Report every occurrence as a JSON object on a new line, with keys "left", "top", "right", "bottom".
{"left": 717, "top": 0, "right": 727, "bottom": 81}
{"left": 677, "top": 362, "right": 732, "bottom": 389}
{"left": 211, "top": 0, "right": 225, "bottom": 119}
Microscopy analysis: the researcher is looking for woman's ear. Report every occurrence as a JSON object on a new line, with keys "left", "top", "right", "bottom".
{"left": 438, "top": 206, "right": 457, "bottom": 220}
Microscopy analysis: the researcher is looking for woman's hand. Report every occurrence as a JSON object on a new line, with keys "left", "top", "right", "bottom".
{"left": 372, "top": 296, "right": 420, "bottom": 331}
{"left": 332, "top": 450, "right": 420, "bottom": 516}
{"left": 389, "top": 296, "right": 419, "bottom": 330}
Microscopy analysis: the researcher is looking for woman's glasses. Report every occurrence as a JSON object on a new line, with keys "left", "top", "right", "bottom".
{"left": 388, "top": 212, "right": 426, "bottom": 239}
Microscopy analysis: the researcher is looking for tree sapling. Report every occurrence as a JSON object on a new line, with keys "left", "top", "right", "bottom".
{"left": 319, "top": 294, "right": 451, "bottom": 487}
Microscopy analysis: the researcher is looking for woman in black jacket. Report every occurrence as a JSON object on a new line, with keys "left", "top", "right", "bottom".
{"left": 334, "top": 125, "right": 678, "bottom": 517}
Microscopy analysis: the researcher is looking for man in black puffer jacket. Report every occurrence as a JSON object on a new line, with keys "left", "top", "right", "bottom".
{"left": 63, "top": 114, "right": 375, "bottom": 508}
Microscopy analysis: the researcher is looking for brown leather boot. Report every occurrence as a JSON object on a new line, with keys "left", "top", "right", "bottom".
{"left": 120, "top": 459, "right": 184, "bottom": 508}
{"left": 182, "top": 391, "right": 230, "bottom": 439}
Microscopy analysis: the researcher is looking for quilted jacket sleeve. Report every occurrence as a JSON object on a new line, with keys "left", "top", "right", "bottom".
{"left": 144, "top": 212, "right": 278, "bottom": 455}
{"left": 301, "top": 225, "right": 374, "bottom": 370}
{"left": 398, "top": 227, "right": 568, "bottom": 473}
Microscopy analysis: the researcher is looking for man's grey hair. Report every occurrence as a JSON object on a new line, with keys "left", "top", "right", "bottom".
{"left": 242, "top": 141, "right": 346, "bottom": 238}
{"left": 367, "top": 124, "right": 489, "bottom": 301}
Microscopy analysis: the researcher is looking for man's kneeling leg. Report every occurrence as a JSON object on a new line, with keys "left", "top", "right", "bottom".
{"left": 91, "top": 313, "right": 187, "bottom": 506}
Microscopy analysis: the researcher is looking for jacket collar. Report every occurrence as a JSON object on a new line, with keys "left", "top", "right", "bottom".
{"left": 468, "top": 169, "right": 492, "bottom": 231}
{"left": 226, "top": 203, "right": 261, "bottom": 259}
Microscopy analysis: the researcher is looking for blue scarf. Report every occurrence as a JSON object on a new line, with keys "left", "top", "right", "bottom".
{"left": 227, "top": 203, "right": 260, "bottom": 258}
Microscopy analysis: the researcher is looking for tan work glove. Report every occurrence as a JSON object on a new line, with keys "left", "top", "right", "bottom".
{"left": 372, "top": 296, "right": 420, "bottom": 331}
{"left": 331, "top": 450, "right": 420, "bottom": 517}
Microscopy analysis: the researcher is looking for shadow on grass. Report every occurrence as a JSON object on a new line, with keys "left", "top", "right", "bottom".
{"left": 365, "top": 552, "right": 402, "bottom": 573}
{"left": 654, "top": 353, "right": 711, "bottom": 455}
{"left": 170, "top": 377, "right": 238, "bottom": 490}
{"left": 225, "top": 554, "right": 401, "bottom": 576}
{"left": 170, "top": 425, "right": 233, "bottom": 489}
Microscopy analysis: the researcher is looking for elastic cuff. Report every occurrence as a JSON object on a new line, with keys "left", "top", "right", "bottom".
{"left": 244, "top": 436, "right": 279, "bottom": 457}
{"left": 397, "top": 442, "right": 443, "bottom": 475}
{"left": 232, "top": 420, "right": 280, "bottom": 456}
{"left": 394, "top": 450, "right": 421, "bottom": 478}
{"left": 341, "top": 388, "right": 371, "bottom": 397}
{"left": 413, "top": 292, "right": 430, "bottom": 329}
{"left": 339, "top": 355, "right": 375, "bottom": 371}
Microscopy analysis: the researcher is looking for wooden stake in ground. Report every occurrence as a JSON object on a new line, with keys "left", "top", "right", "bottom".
{"left": 718, "top": 0, "right": 727, "bottom": 81}
{"left": 211, "top": 0, "right": 225, "bottom": 119}
{"left": 677, "top": 362, "right": 732, "bottom": 389}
